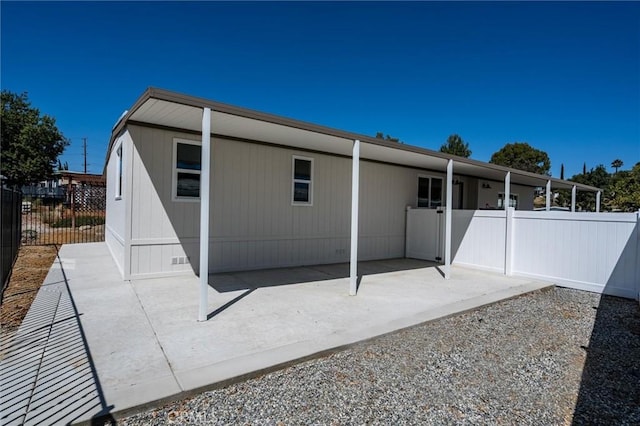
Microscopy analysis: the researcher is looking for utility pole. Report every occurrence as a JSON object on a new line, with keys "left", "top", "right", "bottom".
{"left": 82, "top": 137, "right": 87, "bottom": 174}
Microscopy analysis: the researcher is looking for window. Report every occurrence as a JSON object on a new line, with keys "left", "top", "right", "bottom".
{"left": 115, "top": 144, "right": 123, "bottom": 199}
{"left": 417, "top": 176, "right": 443, "bottom": 208}
{"left": 173, "top": 139, "right": 202, "bottom": 201}
{"left": 292, "top": 156, "right": 313, "bottom": 205}
{"left": 498, "top": 193, "right": 518, "bottom": 209}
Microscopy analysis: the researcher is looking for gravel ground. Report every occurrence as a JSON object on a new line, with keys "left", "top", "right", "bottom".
{"left": 115, "top": 287, "right": 640, "bottom": 425}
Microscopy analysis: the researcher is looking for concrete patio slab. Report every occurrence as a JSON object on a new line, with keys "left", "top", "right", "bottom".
{"left": 0, "top": 242, "right": 553, "bottom": 424}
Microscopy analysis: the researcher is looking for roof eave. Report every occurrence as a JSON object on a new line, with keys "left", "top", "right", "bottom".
{"left": 104, "top": 87, "right": 603, "bottom": 192}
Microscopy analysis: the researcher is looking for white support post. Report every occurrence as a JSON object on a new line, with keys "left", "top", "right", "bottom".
{"left": 545, "top": 180, "right": 551, "bottom": 211}
{"left": 198, "top": 107, "right": 211, "bottom": 322}
{"left": 596, "top": 191, "right": 601, "bottom": 213}
{"left": 571, "top": 185, "right": 577, "bottom": 212}
{"left": 349, "top": 139, "right": 360, "bottom": 296}
{"left": 504, "top": 171, "right": 512, "bottom": 276}
{"left": 636, "top": 211, "right": 640, "bottom": 303}
{"left": 504, "top": 172, "right": 511, "bottom": 211}
{"left": 505, "top": 207, "right": 514, "bottom": 276}
{"left": 444, "top": 159, "right": 453, "bottom": 279}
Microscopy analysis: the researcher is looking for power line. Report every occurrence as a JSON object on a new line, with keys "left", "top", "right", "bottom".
{"left": 83, "top": 137, "right": 87, "bottom": 174}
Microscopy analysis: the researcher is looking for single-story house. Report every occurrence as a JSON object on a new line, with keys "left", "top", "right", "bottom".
{"left": 21, "top": 171, "right": 105, "bottom": 199}
{"left": 105, "top": 88, "right": 614, "bottom": 320}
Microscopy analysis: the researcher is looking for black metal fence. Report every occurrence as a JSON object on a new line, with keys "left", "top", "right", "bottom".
{"left": 21, "top": 184, "right": 106, "bottom": 246}
{"left": 1, "top": 188, "right": 22, "bottom": 294}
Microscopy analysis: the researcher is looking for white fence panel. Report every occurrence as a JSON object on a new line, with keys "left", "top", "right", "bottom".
{"left": 512, "top": 211, "right": 639, "bottom": 299}
{"left": 451, "top": 210, "right": 506, "bottom": 273}
{"left": 405, "top": 207, "right": 639, "bottom": 301}
{"left": 405, "top": 208, "right": 443, "bottom": 261}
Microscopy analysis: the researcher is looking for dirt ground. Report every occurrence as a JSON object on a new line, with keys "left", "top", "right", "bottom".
{"left": 0, "top": 245, "right": 58, "bottom": 333}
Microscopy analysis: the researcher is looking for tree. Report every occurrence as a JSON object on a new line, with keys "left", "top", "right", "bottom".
{"left": 375, "top": 132, "right": 401, "bottom": 143}
{"left": 608, "top": 162, "right": 640, "bottom": 211}
{"left": 57, "top": 160, "right": 69, "bottom": 171}
{"left": 611, "top": 158, "right": 623, "bottom": 174}
{"left": 555, "top": 163, "right": 566, "bottom": 205}
{"left": 1, "top": 91, "right": 68, "bottom": 186}
{"left": 583, "top": 162, "right": 587, "bottom": 175}
{"left": 489, "top": 142, "right": 551, "bottom": 175}
{"left": 439, "top": 134, "right": 471, "bottom": 158}
{"left": 570, "top": 164, "right": 611, "bottom": 211}
{"left": 570, "top": 164, "right": 610, "bottom": 188}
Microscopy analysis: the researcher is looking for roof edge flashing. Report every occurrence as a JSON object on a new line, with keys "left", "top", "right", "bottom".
{"left": 112, "top": 110, "right": 128, "bottom": 130}
{"left": 105, "top": 87, "right": 603, "bottom": 193}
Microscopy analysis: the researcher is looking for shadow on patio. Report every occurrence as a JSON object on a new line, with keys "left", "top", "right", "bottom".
{"left": 205, "top": 258, "right": 439, "bottom": 320}
{"left": 208, "top": 258, "right": 439, "bottom": 292}
{"left": 0, "top": 253, "right": 114, "bottom": 425}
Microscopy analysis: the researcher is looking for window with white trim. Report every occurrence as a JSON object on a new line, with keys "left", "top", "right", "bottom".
{"left": 292, "top": 156, "right": 313, "bottom": 205}
{"left": 417, "top": 176, "right": 443, "bottom": 208}
{"left": 173, "top": 139, "right": 202, "bottom": 201}
{"left": 498, "top": 192, "right": 518, "bottom": 209}
{"left": 115, "top": 144, "right": 123, "bottom": 199}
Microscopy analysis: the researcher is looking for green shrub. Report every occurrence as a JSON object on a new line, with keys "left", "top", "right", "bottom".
{"left": 50, "top": 215, "right": 105, "bottom": 228}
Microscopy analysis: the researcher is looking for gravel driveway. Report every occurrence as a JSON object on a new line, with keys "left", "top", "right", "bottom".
{"left": 116, "top": 287, "right": 639, "bottom": 425}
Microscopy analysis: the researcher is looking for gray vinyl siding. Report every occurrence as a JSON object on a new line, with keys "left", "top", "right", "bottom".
{"left": 512, "top": 184, "right": 535, "bottom": 210}
{"left": 129, "top": 125, "right": 197, "bottom": 277}
{"left": 358, "top": 161, "right": 417, "bottom": 260}
{"left": 127, "top": 124, "right": 428, "bottom": 277}
{"left": 466, "top": 178, "right": 479, "bottom": 209}
{"left": 476, "top": 181, "right": 536, "bottom": 210}
{"left": 105, "top": 133, "right": 128, "bottom": 275}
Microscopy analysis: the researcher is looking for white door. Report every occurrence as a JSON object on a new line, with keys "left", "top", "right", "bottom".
{"left": 405, "top": 208, "right": 444, "bottom": 262}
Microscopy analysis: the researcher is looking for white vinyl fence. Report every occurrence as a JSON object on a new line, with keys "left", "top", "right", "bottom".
{"left": 511, "top": 211, "right": 639, "bottom": 299}
{"left": 405, "top": 208, "right": 444, "bottom": 262}
{"left": 451, "top": 210, "right": 507, "bottom": 273}
{"left": 407, "top": 208, "right": 640, "bottom": 300}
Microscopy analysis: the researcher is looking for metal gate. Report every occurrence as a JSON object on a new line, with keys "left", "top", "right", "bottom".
{"left": 405, "top": 207, "right": 445, "bottom": 262}
{"left": 21, "top": 183, "right": 106, "bottom": 245}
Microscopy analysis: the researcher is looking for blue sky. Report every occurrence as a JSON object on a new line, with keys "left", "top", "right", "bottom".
{"left": 2, "top": 1, "right": 638, "bottom": 177}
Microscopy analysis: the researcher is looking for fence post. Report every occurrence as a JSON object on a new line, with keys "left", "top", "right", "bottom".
{"left": 636, "top": 210, "right": 640, "bottom": 303}
{"left": 17, "top": 191, "right": 22, "bottom": 257}
{"left": 404, "top": 206, "right": 411, "bottom": 259}
{"left": 505, "top": 207, "right": 514, "bottom": 276}
{"left": 1, "top": 188, "right": 23, "bottom": 295}
{"left": 11, "top": 190, "right": 16, "bottom": 266}
{"left": 444, "top": 159, "right": 453, "bottom": 279}
{"left": 546, "top": 180, "right": 551, "bottom": 211}
{"left": 69, "top": 176, "right": 76, "bottom": 229}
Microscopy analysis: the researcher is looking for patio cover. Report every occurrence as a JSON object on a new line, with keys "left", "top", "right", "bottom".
{"left": 107, "top": 87, "right": 602, "bottom": 320}
{"left": 109, "top": 88, "right": 600, "bottom": 192}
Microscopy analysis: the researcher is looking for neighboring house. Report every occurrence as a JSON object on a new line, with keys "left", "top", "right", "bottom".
{"left": 58, "top": 171, "right": 106, "bottom": 187}
{"left": 21, "top": 176, "right": 66, "bottom": 199}
{"left": 22, "top": 171, "right": 106, "bottom": 209}
{"left": 58, "top": 171, "right": 107, "bottom": 209}
{"left": 104, "top": 88, "right": 602, "bottom": 283}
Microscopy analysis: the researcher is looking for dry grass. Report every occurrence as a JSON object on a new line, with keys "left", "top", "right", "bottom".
{"left": 0, "top": 245, "right": 58, "bottom": 332}
{"left": 32, "top": 226, "right": 105, "bottom": 245}
{"left": 21, "top": 207, "right": 105, "bottom": 246}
